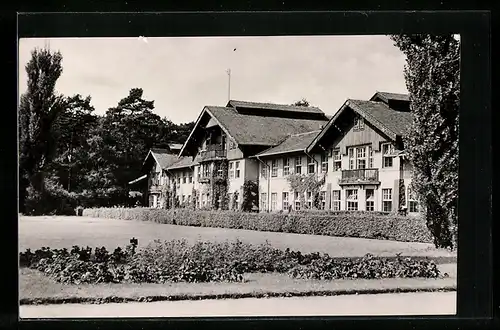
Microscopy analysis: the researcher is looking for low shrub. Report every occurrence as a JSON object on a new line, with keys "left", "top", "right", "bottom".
{"left": 83, "top": 208, "right": 432, "bottom": 243}
{"left": 20, "top": 238, "right": 441, "bottom": 285}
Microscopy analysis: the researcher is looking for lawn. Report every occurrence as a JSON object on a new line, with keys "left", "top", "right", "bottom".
{"left": 19, "top": 216, "right": 457, "bottom": 260}
{"left": 19, "top": 215, "right": 457, "bottom": 305}
{"left": 20, "top": 265, "right": 457, "bottom": 305}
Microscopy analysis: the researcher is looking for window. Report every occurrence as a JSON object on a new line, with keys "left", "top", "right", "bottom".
{"left": 182, "top": 195, "right": 186, "bottom": 204}
{"left": 382, "top": 143, "right": 394, "bottom": 168}
{"left": 294, "top": 191, "right": 301, "bottom": 210}
{"left": 261, "top": 162, "right": 267, "bottom": 178}
{"left": 307, "top": 156, "right": 315, "bottom": 174}
{"left": 235, "top": 161, "right": 241, "bottom": 178}
{"left": 260, "top": 193, "right": 268, "bottom": 211}
{"left": 368, "top": 146, "right": 374, "bottom": 168}
{"left": 229, "top": 162, "right": 234, "bottom": 179}
{"left": 216, "top": 163, "right": 223, "bottom": 177}
{"left": 346, "top": 189, "right": 358, "bottom": 211}
{"left": 365, "top": 189, "right": 375, "bottom": 211}
{"left": 177, "top": 175, "right": 181, "bottom": 184}
{"left": 187, "top": 195, "right": 191, "bottom": 204}
{"left": 197, "top": 166, "right": 200, "bottom": 180}
{"left": 382, "top": 188, "right": 393, "bottom": 212}
{"left": 234, "top": 191, "right": 240, "bottom": 205}
{"left": 332, "top": 190, "right": 341, "bottom": 211}
{"left": 321, "top": 153, "right": 328, "bottom": 172}
{"left": 271, "top": 159, "right": 278, "bottom": 177}
{"left": 354, "top": 115, "right": 364, "bottom": 130}
{"left": 203, "top": 164, "right": 210, "bottom": 177}
{"left": 348, "top": 146, "right": 371, "bottom": 170}
{"left": 356, "top": 147, "right": 366, "bottom": 169}
{"left": 282, "top": 192, "right": 289, "bottom": 210}
{"left": 319, "top": 191, "right": 326, "bottom": 210}
{"left": 348, "top": 148, "right": 355, "bottom": 170}
{"left": 283, "top": 158, "right": 290, "bottom": 176}
{"left": 189, "top": 172, "right": 193, "bottom": 183}
{"left": 306, "top": 191, "right": 313, "bottom": 209}
{"left": 333, "top": 149, "right": 342, "bottom": 171}
{"left": 182, "top": 171, "right": 187, "bottom": 184}
{"left": 271, "top": 193, "right": 277, "bottom": 211}
{"left": 407, "top": 187, "right": 420, "bottom": 213}
{"left": 295, "top": 156, "right": 302, "bottom": 174}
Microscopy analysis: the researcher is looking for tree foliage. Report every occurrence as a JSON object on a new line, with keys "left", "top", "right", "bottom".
{"left": 19, "top": 48, "right": 67, "bottom": 214}
{"left": 390, "top": 35, "right": 460, "bottom": 249}
{"left": 293, "top": 98, "right": 310, "bottom": 107}
{"left": 19, "top": 48, "right": 196, "bottom": 214}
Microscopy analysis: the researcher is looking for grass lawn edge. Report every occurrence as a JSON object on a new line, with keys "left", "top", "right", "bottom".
{"left": 20, "top": 284, "right": 457, "bottom": 306}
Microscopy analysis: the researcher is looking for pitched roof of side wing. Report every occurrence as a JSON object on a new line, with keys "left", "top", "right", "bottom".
{"left": 254, "top": 130, "right": 322, "bottom": 158}
{"left": 143, "top": 148, "right": 180, "bottom": 170}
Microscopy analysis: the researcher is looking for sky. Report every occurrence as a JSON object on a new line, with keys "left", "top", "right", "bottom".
{"left": 18, "top": 35, "right": 408, "bottom": 124}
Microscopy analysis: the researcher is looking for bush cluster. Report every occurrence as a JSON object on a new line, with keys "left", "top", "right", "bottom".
{"left": 20, "top": 238, "right": 441, "bottom": 285}
{"left": 83, "top": 208, "right": 432, "bottom": 243}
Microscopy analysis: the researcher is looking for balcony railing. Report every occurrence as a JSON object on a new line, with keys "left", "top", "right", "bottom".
{"left": 339, "top": 168, "right": 380, "bottom": 185}
{"left": 149, "top": 183, "right": 162, "bottom": 192}
{"left": 199, "top": 144, "right": 227, "bottom": 161}
{"left": 198, "top": 176, "right": 211, "bottom": 184}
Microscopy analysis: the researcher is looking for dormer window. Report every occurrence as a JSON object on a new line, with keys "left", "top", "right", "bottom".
{"left": 353, "top": 115, "right": 364, "bottom": 130}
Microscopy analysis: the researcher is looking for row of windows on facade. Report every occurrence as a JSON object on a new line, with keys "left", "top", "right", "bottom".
{"left": 259, "top": 187, "right": 419, "bottom": 213}
{"left": 149, "top": 143, "right": 396, "bottom": 186}
{"left": 261, "top": 143, "right": 395, "bottom": 178}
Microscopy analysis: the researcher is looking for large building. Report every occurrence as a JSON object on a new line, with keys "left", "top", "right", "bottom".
{"left": 134, "top": 91, "right": 420, "bottom": 214}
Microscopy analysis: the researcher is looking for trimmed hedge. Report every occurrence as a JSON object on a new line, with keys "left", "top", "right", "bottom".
{"left": 83, "top": 207, "right": 432, "bottom": 243}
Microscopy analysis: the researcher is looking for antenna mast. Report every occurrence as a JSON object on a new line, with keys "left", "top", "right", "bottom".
{"left": 227, "top": 68, "right": 231, "bottom": 102}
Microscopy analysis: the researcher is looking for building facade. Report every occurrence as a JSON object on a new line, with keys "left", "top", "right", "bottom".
{"left": 135, "top": 92, "right": 420, "bottom": 214}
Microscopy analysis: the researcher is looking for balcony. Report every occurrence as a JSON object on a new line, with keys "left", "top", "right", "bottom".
{"left": 199, "top": 144, "right": 227, "bottom": 162}
{"left": 198, "top": 176, "right": 211, "bottom": 184}
{"left": 149, "top": 183, "right": 162, "bottom": 192}
{"left": 339, "top": 169, "right": 380, "bottom": 185}
{"left": 198, "top": 174, "right": 226, "bottom": 185}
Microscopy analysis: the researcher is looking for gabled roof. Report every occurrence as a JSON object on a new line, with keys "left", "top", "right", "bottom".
{"left": 207, "top": 106, "right": 328, "bottom": 146}
{"left": 370, "top": 91, "right": 410, "bottom": 103}
{"left": 254, "top": 130, "right": 321, "bottom": 158}
{"left": 348, "top": 99, "right": 413, "bottom": 137}
{"left": 143, "top": 148, "right": 179, "bottom": 170}
{"left": 179, "top": 104, "right": 329, "bottom": 156}
{"left": 167, "top": 156, "right": 198, "bottom": 170}
{"left": 306, "top": 97, "right": 413, "bottom": 153}
{"left": 227, "top": 100, "right": 324, "bottom": 115}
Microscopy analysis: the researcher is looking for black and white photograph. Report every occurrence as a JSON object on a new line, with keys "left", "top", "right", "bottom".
{"left": 18, "top": 32, "right": 460, "bottom": 318}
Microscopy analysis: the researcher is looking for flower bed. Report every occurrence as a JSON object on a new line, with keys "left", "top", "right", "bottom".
{"left": 83, "top": 207, "right": 432, "bottom": 243}
{"left": 19, "top": 238, "right": 442, "bottom": 285}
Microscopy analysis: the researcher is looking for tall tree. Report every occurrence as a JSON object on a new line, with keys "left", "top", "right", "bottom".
{"left": 101, "top": 88, "right": 172, "bottom": 205}
{"left": 49, "top": 94, "right": 98, "bottom": 192}
{"left": 19, "top": 48, "right": 66, "bottom": 214}
{"left": 391, "top": 35, "right": 460, "bottom": 249}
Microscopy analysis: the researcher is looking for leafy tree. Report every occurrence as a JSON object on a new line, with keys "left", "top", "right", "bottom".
{"left": 100, "top": 88, "right": 176, "bottom": 205}
{"left": 19, "top": 48, "right": 67, "bottom": 214}
{"left": 293, "top": 98, "right": 310, "bottom": 107}
{"left": 49, "top": 94, "right": 98, "bottom": 192}
{"left": 391, "top": 35, "right": 459, "bottom": 249}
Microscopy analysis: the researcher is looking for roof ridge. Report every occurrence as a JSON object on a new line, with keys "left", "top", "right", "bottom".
{"left": 289, "top": 129, "right": 322, "bottom": 137}
{"left": 229, "top": 99, "right": 322, "bottom": 111}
